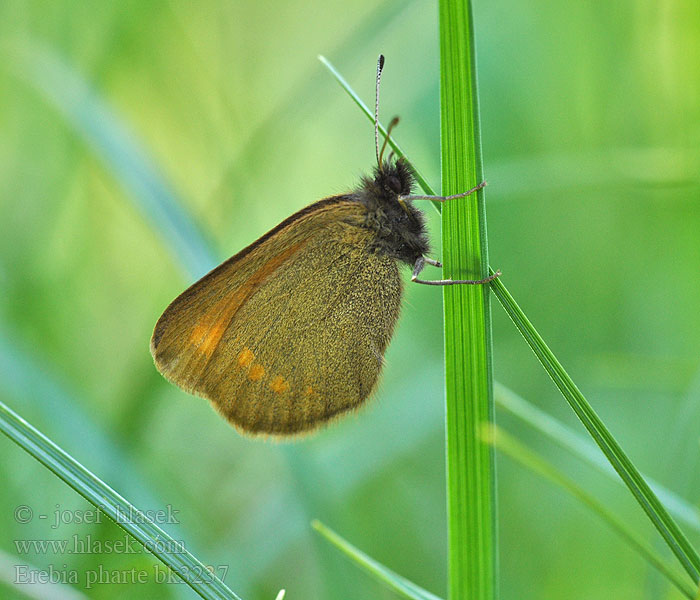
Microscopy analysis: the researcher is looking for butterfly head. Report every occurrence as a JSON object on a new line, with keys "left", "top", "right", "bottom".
{"left": 374, "top": 156, "right": 414, "bottom": 198}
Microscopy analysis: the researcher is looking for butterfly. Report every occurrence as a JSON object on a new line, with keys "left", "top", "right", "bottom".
{"left": 150, "top": 56, "right": 498, "bottom": 437}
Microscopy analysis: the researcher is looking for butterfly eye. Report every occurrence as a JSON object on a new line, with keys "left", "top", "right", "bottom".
{"left": 386, "top": 176, "right": 401, "bottom": 193}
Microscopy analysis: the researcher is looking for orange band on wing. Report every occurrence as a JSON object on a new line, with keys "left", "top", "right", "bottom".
{"left": 189, "top": 240, "right": 307, "bottom": 358}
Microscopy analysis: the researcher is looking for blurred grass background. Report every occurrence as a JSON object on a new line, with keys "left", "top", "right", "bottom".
{"left": 1, "top": 0, "right": 699, "bottom": 598}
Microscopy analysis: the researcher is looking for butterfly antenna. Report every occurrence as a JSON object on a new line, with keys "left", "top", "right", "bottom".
{"left": 379, "top": 116, "right": 399, "bottom": 166}
{"left": 375, "top": 54, "right": 385, "bottom": 170}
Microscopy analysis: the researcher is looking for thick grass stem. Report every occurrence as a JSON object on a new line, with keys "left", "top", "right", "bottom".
{"left": 439, "top": 1, "right": 497, "bottom": 599}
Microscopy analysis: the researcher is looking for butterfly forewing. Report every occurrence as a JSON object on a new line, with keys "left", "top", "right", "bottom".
{"left": 151, "top": 198, "right": 403, "bottom": 435}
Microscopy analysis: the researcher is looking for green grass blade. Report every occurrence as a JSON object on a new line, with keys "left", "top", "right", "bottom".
{"left": 495, "top": 382, "right": 700, "bottom": 534}
{"left": 484, "top": 425, "right": 697, "bottom": 599}
{"left": 438, "top": 2, "right": 496, "bottom": 600}
{"left": 311, "top": 520, "right": 443, "bottom": 600}
{"left": 0, "top": 399, "right": 241, "bottom": 600}
{"left": 9, "top": 40, "right": 217, "bottom": 279}
{"left": 488, "top": 272, "right": 700, "bottom": 583}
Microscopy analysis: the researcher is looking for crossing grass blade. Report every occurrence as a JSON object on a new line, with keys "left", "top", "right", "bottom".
{"left": 488, "top": 273, "right": 700, "bottom": 583}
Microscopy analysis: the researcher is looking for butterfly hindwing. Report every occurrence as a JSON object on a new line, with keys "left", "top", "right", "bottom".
{"left": 151, "top": 197, "right": 403, "bottom": 435}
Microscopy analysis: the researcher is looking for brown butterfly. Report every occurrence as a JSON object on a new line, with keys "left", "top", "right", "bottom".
{"left": 150, "top": 56, "right": 499, "bottom": 437}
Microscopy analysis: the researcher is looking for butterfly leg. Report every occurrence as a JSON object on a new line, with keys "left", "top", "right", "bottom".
{"left": 411, "top": 255, "right": 501, "bottom": 286}
{"left": 400, "top": 180, "right": 487, "bottom": 203}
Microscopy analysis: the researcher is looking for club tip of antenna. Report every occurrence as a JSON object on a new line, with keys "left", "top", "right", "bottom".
{"left": 378, "top": 55, "right": 385, "bottom": 70}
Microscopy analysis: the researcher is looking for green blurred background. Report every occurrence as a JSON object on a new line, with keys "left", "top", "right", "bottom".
{"left": 1, "top": 0, "right": 699, "bottom": 598}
